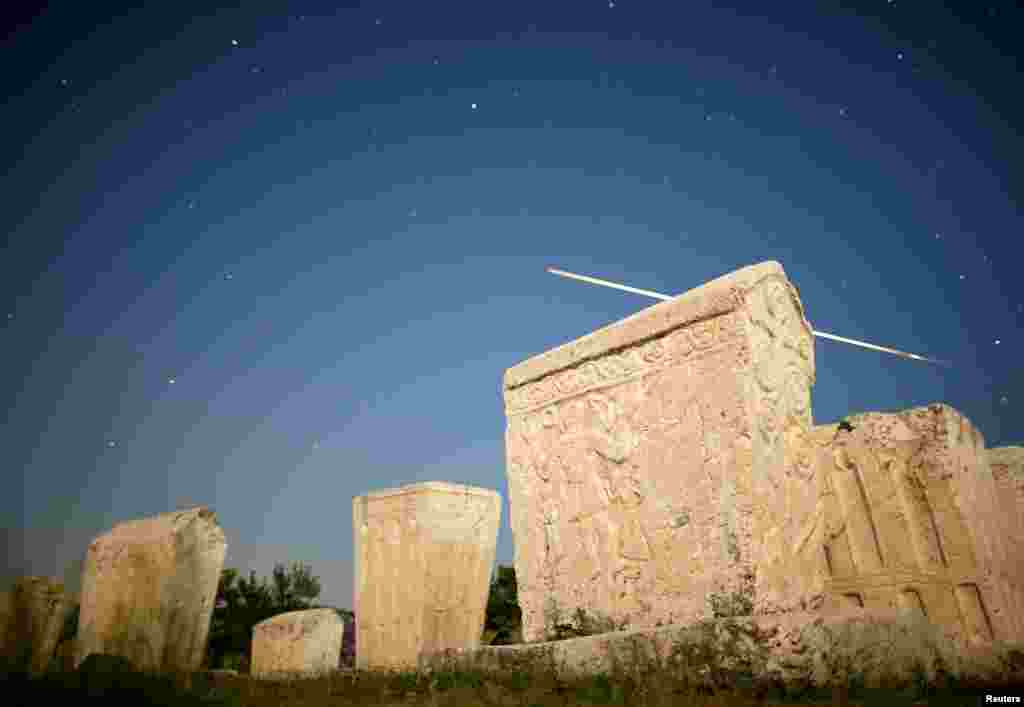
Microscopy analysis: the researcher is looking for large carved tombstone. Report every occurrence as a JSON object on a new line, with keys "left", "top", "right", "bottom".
{"left": 815, "top": 407, "right": 1024, "bottom": 645}
{"left": 502, "top": 261, "right": 816, "bottom": 642}
{"left": 75, "top": 506, "right": 227, "bottom": 673}
{"left": 0, "top": 576, "right": 69, "bottom": 675}
{"left": 352, "top": 482, "right": 501, "bottom": 669}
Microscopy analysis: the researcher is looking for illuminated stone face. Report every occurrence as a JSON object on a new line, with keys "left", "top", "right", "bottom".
{"left": 352, "top": 482, "right": 501, "bottom": 670}
{"left": 502, "top": 261, "right": 817, "bottom": 642}
{"left": 75, "top": 506, "right": 227, "bottom": 672}
{"left": 251, "top": 609, "right": 344, "bottom": 679}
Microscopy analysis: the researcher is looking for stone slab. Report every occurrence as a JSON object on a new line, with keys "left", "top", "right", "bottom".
{"left": 251, "top": 608, "right": 343, "bottom": 679}
{"left": 353, "top": 482, "right": 501, "bottom": 670}
{"left": 989, "top": 446, "right": 1024, "bottom": 598}
{"left": 0, "top": 576, "right": 68, "bottom": 676}
{"left": 810, "top": 406, "right": 1024, "bottom": 645}
{"left": 75, "top": 506, "right": 227, "bottom": 673}
{"left": 502, "top": 261, "right": 816, "bottom": 641}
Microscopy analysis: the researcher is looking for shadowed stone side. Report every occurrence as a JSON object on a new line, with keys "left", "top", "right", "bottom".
{"left": 0, "top": 576, "right": 69, "bottom": 676}
{"left": 989, "top": 445, "right": 1024, "bottom": 618}
{"left": 502, "top": 261, "right": 817, "bottom": 641}
{"left": 353, "top": 482, "right": 501, "bottom": 670}
{"left": 251, "top": 608, "right": 343, "bottom": 679}
{"left": 75, "top": 506, "right": 227, "bottom": 673}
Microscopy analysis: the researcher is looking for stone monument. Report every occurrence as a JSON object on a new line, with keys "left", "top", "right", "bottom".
{"left": 352, "top": 482, "right": 501, "bottom": 669}
{"left": 75, "top": 506, "right": 227, "bottom": 672}
{"left": 807, "top": 411, "right": 1022, "bottom": 644}
{"left": 251, "top": 608, "right": 343, "bottom": 679}
{"left": 503, "top": 261, "right": 817, "bottom": 641}
{"left": 0, "top": 576, "right": 69, "bottom": 675}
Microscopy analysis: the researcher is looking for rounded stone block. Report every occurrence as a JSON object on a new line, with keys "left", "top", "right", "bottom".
{"left": 251, "top": 608, "right": 343, "bottom": 679}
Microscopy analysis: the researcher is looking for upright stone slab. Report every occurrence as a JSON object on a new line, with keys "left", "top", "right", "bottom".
{"left": 251, "top": 609, "right": 343, "bottom": 679}
{"left": 989, "top": 446, "right": 1024, "bottom": 580}
{"left": 0, "top": 576, "right": 69, "bottom": 675}
{"left": 812, "top": 406, "right": 1024, "bottom": 645}
{"left": 353, "top": 482, "right": 501, "bottom": 670}
{"left": 76, "top": 506, "right": 227, "bottom": 673}
{"left": 503, "top": 261, "right": 816, "bottom": 642}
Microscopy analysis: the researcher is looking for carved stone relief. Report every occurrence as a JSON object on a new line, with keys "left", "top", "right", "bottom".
{"left": 503, "top": 264, "right": 816, "bottom": 641}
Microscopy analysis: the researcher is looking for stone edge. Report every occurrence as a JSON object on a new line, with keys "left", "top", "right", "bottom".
{"left": 253, "top": 607, "right": 344, "bottom": 629}
{"left": 503, "top": 261, "right": 811, "bottom": 390}
{"left": 353, "top": 481, "right": 502, "bottom": 503}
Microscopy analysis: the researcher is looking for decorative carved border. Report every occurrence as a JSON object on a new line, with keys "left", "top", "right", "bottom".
{"left": 504, "top": 311, "right": 746, "bottom": 415}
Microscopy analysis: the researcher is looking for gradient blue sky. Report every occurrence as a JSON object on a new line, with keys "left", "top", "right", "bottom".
{"left": 4, "top": 1, "right": 1021, "bottom": 610}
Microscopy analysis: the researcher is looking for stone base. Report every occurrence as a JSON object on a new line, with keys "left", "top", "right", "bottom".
{"left": 419, "top": 609, "right": 1024, "bottom": 691}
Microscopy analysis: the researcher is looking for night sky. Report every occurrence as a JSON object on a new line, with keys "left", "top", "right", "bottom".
{"left": 3, "top": 1, "right": 1022, "bottom": 611}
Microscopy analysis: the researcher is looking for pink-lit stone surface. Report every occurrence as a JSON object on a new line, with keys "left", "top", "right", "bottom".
{"left": 503, "top": 261, "right": 816, "bottom": 642}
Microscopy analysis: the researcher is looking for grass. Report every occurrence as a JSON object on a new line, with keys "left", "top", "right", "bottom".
{"left": 5, "top": 649, "right": 1023, "bottom": 706}
{"left": 10, "top": 588, "right": 1023, "bottom": 705}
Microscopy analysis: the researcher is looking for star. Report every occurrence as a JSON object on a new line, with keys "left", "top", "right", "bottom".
{"left": 959, "top": 275, "right": 965, "bottom": 280}
{"left": 409, "top": 208, "right": 417, "bottom": 217}
{"left": 1001, "top": 396, "right": 1009, "bottom": 406}
{"left": 897, "top": 52, "right": 904, "bottom": 60}
{"left": 994, "top": 339, "right": 1001, "bottom": 345}
{"left": 608, "top": 1, "right": 615, "bottom": 7}
{"left": 231, "top": 39, "right": 239, "bottom": 46}
{"left": 168, "top": 378, "right": 176, "bottom": 385}
{"left": 839, "top": 107, "right": 847, "bottom": 117}
{"left": 471, "top": 103, "right": 478, "bottom": 110}
{"left": 107, "top": 440, "right": 116, "bottom": 448}
{"left": 375, "top": 18, "right": 382, "bottom": 25}
{"left": 6, "top": 313, "right": 12, "bottom": 320}
{"left": 432, "top": 57, "right": 440, "bottom": 65}
{"left": 60, "top": 78, "right": 69, "bottom": 86}
{"left": 935, "top": 233, "right": 941, "bottom": 239}
{"left": 224, "top": 272, "right": 234, "bottom": 280}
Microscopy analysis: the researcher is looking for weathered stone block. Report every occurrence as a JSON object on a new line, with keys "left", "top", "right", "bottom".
{"left": 0, "top": 576, "right": 69, "bottom": 676}
{"left": 251, "top": 608, "right": 343, "bottom": 679}
{"left": 353, "top": 481, "right": 501, "bottom": 670}
{"left": 75, "top": 506, "right": 227, "bottom": 673}
{"left": 502, "top": 261, "right": 816, "bottom": 641}
{"left": 812, "top": 406, "right": 1024, "bottom": 645}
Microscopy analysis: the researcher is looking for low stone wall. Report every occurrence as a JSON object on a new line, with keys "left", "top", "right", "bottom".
{"left": 420, "top": 609, "right": 1024, "bottom": 691}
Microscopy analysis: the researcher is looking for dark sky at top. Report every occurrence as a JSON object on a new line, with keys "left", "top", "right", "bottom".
{"left": 3, "top": 0, "right": 1021, "bottom": 609}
